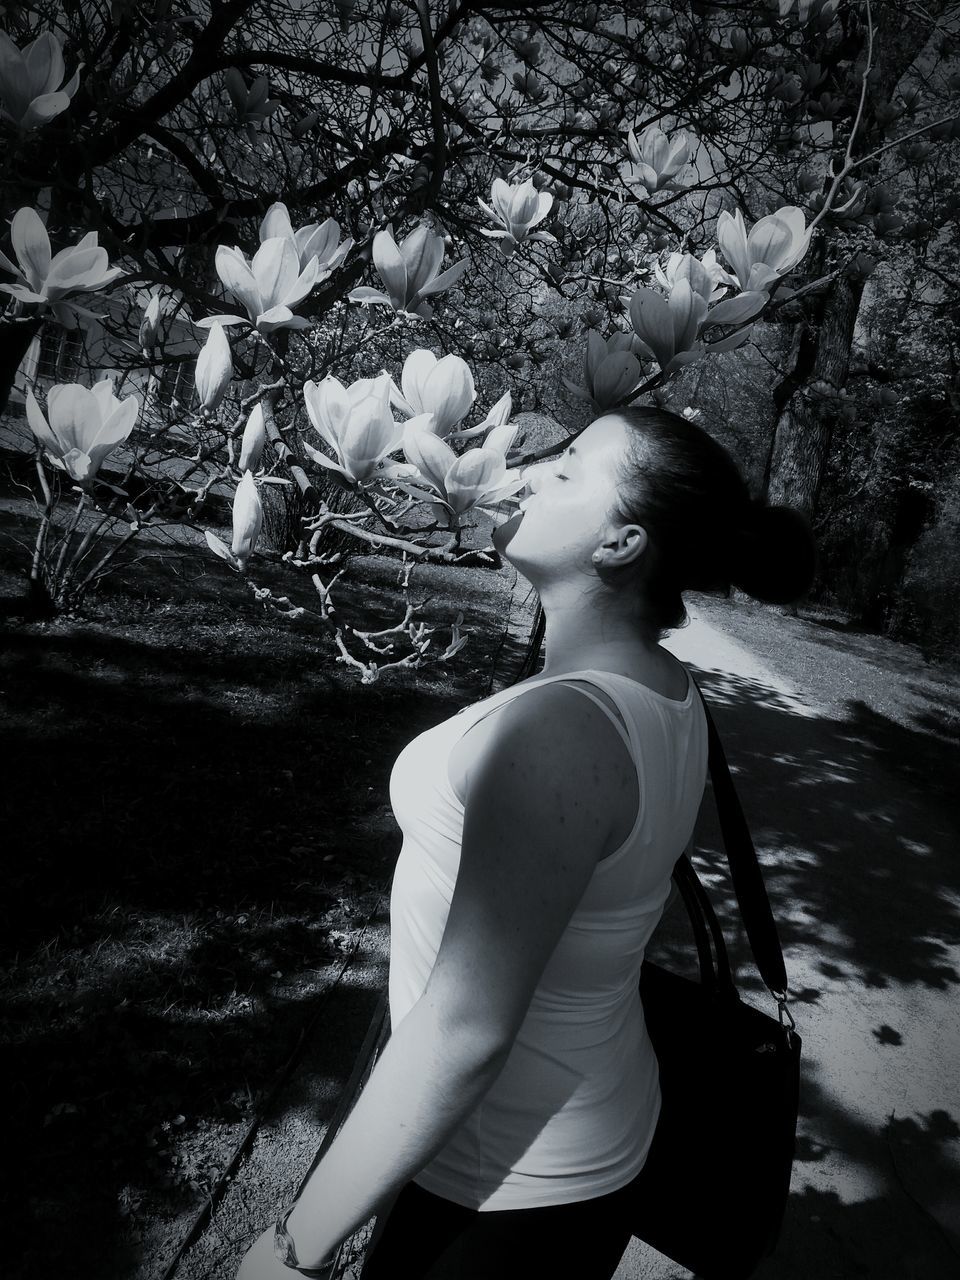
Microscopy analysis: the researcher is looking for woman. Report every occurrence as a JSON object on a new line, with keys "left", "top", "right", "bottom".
{"left": 238, "top": 406, "right": 816, "bottom": 1280}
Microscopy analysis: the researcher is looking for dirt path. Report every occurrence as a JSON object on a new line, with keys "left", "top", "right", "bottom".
{"left": 613, "top": 600, "right": 960, "bottom": 1278}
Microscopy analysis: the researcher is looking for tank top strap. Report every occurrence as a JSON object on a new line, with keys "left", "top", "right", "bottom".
{"left": 463, "top": 671, "right": 634, "bottom": 751}
{"left": 543, "top": 678, "right": 632, "bottom": 747}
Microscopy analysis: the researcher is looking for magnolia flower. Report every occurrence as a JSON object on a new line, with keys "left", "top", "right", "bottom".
{"left": 139, "top": 293, "right": 161, "bottom": 351}
{"left": 223, "top": 68, "right": 280, "bottom": 124}
{"left": 629, "top": 280, "right": 707, "bottom": 373}
{"left": 25, "top": 378, "right": 138, "bottom": 485}
{"left": 196, "top": 239, "right": 319, "bottom": 333}
{"left": 563, "top": 329, "right": 644, "bottom": 410}
{"left": 477, "top": 411, "right": 519, "bottom": 459}
{"left": 230, "top": 471, "right": 262, "bottom": 570}
{"left": 0, "top": 207, "right": 124, "bottom": 328}
{"left": 394, "top": 426, "right": 526, "bottom": 527}
{"left": 387, "top": 349, "right": 476, "bottom": 438}
{"left": 195, "top": 321, "right": 233, "bottom": 410}
{"left": 347, "top": 225, "right": 468, "bottom": 321}
{"left": 624, "top": 124, "right": 695, "bottom": 191}
{"left": 302, "top": 372, "right": 406, "bottom": 485}
{"left": 238, "top": 402, "right": 266, "bottom": 472}
{"left": 716, "top": 205, "right": 813, "bottom": 293}
{"left": 654, "top": 249, "right": 736, "bottom": 304}
{"left": 204, "top": 472, "right": 263, "bottom": 572}
{"left": 258, "top": 202, "right": 354, "bottom": 278}
{"left": 477, "top": 178, "right": 556, "bottom": 258}
{"left": 779, "top": 0, "right": 840, "bottom": 23}
{"left": 0, "top": 30, "right": 82, "bottom": 130}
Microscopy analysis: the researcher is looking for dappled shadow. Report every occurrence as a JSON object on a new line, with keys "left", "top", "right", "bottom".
{"left": 746, "top": 1075, "right": 960, "bottom": 1278}
{"left": 643, "top": 663, "right": 960, "bottom": 1275}
{"left": 4, "top": 619, "right": 959, "bottom": 1277}
{"left": 0, "top": 603, "right": 503, "bottom": 949}
{"left": 7, "top": 942, "right": 389, "bottom": 1280}
{"left": 0, "top": 559, "right": 514, "bottom": 1280}
{"left": 651, "top": 668, "right": 960, "bottom": 995}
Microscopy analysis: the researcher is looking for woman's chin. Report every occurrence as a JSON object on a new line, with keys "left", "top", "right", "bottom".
{"left": 491, "top": 508, "right": 524, "bottom": 552}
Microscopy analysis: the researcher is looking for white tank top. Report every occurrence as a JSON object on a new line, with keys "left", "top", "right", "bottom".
{"left": 387, "top": 666, "right": 708, "bottom": 1210}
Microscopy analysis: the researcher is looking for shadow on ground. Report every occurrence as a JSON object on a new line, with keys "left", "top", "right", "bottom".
{"left": 4, "top": 602, "right": 959, "bottom": 1277}
{"left": 645, "top": 663, "right": 960, "bottom": 1278}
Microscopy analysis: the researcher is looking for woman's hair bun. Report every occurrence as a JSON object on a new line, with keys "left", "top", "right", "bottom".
{"left": 728, "top": 502, "right": 818, "bottom": 605}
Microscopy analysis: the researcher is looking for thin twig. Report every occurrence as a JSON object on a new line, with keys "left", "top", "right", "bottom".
{"left": 807, "top": 0, "right": 875, "bottom": 239}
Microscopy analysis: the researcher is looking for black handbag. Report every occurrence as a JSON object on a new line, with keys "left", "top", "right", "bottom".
{"left": 632, "top": 677, "right": 801, "bottom": 1280}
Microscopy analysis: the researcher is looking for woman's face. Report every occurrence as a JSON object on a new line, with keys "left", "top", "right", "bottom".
{"left": 492, "top": 414, "right": 640, "bottom": 588}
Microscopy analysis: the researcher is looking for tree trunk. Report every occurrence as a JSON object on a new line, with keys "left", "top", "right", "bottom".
{"left": 765, "top": 273, "right": 865, "bottom": 514}
{"left": 763, "top": 0, "right": 949, "bottom": 520}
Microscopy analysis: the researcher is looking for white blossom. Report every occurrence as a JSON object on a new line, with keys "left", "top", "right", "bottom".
{"left": 302, "top": 373, "right": 405, "bottom": 485}
{"left": 194, "top": 322, "right": 233, "bottom": 410}
{"left": 628, "top": 280, "right": 708, "bottom": 373}
{"left": 0, "top": 30, "right": 81, "bottom": 131}
{"left": 477, "top": 178, "right": 556, "bottom": 258}
{"left": 25, "top": 378, "right": 138, "bottom": 485}
{"left": 0, "top": 207, "right": 123, "bottom": 328}
{"left": 624, "top": 124, "right": 695, "bottom": 192}
{"left": 387, "top": 349, "right": 476, "bottom": 438}
{"left": 716, "top": 205, "right": 813, "bottom": 293}
{"left": 347, "top": 225, "right": 467, "bottom": 321}
{"left": 197, "top": 239, "right": 319, "bottom": 334}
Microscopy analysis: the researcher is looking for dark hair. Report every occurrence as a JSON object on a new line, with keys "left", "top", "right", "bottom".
{"left": 601, "top": 406, "right": 818, "bottom": 638}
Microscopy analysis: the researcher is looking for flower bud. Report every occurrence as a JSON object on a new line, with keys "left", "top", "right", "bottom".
{"left": 231, "top": 471, "right": 263, "bottom": 572}
{"left": 239, "top": 402, "right": 266, "bottom": 472}
{"left": 139, "top": 294, "right": 161, "bottom": 352}
{"left": 195, "top": 322, "right": 233, "bottom": 410}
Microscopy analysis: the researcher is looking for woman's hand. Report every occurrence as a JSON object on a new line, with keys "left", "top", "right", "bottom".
{"left": 236, "top": 1225, "right": 295, "bottom": 1280}
{"left": 236, "top": 1222, "right": 340, "bottom": 1280}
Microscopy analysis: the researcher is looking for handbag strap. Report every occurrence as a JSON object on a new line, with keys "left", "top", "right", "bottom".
{"left": 670, "top": 853, "right": 718, "bottom": 991}
{"left": 670, "top": 853, "right": 737, "bottom": 997}
{"left": 689, "top": 674, "right": 790, "bottom": 998}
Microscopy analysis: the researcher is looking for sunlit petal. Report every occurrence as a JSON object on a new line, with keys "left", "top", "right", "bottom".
{"left": 251, "top": 237, "right": 300, "bottom": 311}
{"left": 371, "top": 229, "right": 408, "bottom": 309}
{"left": 215, "top": 245, "right": 262, "bottom": 321}
{"left": 195, "top": 322, "right": 233, "bottom": 409}
{"left": 11, "top": 206, "right": 51, "bottom": 289}
{"left": 400, "top": 223, "right": 444, "bottom": 295}
{"left": 259, "top": 201, "right": 295, "bottom": 244}
{"left": 402, "top": 422, "right": 457, "bottom": 494}
{"left": 239, "top": 402, "right": 266, "bottom": 472}
{"left": 231, "top": 471, "right": 263, "bottom": 571}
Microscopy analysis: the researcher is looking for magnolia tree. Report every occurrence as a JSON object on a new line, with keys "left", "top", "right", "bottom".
{"left": 2, "top": 0, "right": 958, "bottom": 677}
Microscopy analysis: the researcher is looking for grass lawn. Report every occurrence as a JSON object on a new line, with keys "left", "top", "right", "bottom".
{"left": 0, "top": 477, "right": 520, "bottom": 1280}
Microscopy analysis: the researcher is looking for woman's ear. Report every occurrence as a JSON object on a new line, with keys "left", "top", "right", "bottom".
{"left": 595, "top": 524, "right": 648, "bottom": 570}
